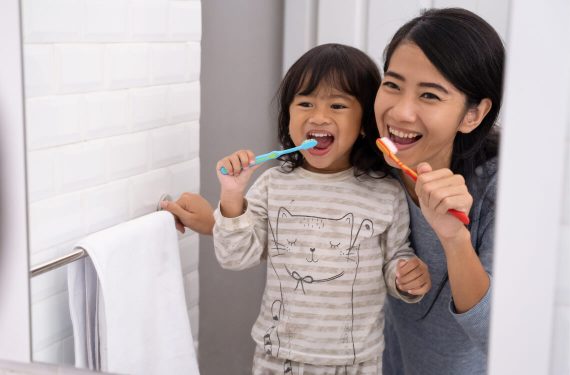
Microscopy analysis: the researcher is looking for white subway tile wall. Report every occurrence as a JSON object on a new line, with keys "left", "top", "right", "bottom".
{"left": 22, "top": 0, "right": 202, "bottom": 365}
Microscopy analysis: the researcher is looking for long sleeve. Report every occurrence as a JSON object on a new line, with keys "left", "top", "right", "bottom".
{"left": 449, "top": 170, "right": 497, "bottom": 352}
{"left": 213, "top": 173, "right": 269, "bottom": 270}
{"left": 382, "top": 187, "right": 423, "bottom": 303}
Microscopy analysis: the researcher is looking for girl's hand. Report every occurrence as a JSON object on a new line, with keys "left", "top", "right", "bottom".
{"left": 216, "top": 150, "right": 260, "bottom": 218}
{"left": 216, "top": 149, "right": 260, "bottom": 193}
{"left": 415, "top": 162, "right": 473, "bottom": 240}
{"left": 396, "top": 257, "right": 431, "bottom": 296}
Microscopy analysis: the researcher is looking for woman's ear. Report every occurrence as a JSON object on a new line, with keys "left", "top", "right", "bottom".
{"left": 458, "top": 98, "right": 492, "bottom": 134}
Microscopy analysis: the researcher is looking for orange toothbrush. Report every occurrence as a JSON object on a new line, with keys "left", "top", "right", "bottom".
{"left": 376, "top": 137, "right": 470, "bottom": 225}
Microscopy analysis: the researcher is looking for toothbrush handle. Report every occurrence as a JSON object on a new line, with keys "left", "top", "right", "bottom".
{"left": 219, "top": 151, "right": 281, "bottom": 175}
{"left": 447, "top": 209, "right": 470, "bottom": 225}
{"left": 253, "top": 151, "right": 281, "bottom": 165}
{"left": 405, "top": 166, "right": 470, "bottom": 224}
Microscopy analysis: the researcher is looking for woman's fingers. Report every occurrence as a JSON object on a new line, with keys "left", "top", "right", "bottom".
{"left": 416, "top": 170, "right": 471, "bottom": 214}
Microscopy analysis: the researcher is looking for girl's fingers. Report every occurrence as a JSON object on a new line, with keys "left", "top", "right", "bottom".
{"left": 397, "top": 270, "right": 431, "bottom": 294}
{"left": 217, "top": 150, "right": 256, "bottom": 176}
{"left": 396, "top": 257, "right": 431, "bottom": 294}
{"left": 407, "top": 281, "right": 431, "bottom": 296}
{"left": 397, "top": 271, "right": 422, "bottom": 290}
{"left": 236, "top": 150, "right": 252, "bottom": 170}
{"left": 396, "top": 257, "right": 420, "bottom": 277}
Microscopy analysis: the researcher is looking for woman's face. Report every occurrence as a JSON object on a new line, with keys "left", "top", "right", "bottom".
{"left": 374, "top": 42, "right": 472, "bottom": 171}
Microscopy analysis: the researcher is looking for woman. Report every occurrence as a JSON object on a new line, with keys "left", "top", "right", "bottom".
{"left": 162, "top": 7, "right": 503, "bottom": 374}
{"left": 375, "top": 8, "right": 502, "bottom": 375}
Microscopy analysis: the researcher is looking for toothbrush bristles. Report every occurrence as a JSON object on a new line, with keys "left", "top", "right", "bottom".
{"left": 380, "top": 137, "right": 398, "bottom": 154}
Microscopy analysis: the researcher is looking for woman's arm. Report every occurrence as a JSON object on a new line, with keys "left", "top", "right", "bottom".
{"left": 439, "top": 227, "right": 490, "bottom": 313}
{"left": 414, "top": 162, "right": 489, "bottom": 313}
{"left": 161, "top": 193, "right": 215, "bottom": 235}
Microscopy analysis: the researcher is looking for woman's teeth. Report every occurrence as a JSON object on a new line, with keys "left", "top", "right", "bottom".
{"left": 388, "top": 127, "right": 421, "bottom": 139}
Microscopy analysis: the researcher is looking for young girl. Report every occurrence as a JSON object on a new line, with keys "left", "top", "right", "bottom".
{"left": 213, "top": 44, "right": 430, "bottom": 374}
{"left": 375, "top": 8, "right": 504, "bottom": 375}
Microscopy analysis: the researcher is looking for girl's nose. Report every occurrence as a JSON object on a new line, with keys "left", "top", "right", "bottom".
{"left": 390, "top": 95, "right": 417, "bottom": 123}
{"left": 309, "top": 108, "right": 330, "bottom": 125}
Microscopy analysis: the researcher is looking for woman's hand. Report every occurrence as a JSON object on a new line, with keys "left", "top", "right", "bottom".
{"left": 396, "top": 257, "right": 431, "bottom": 296}
{"left": 216, "top": 149, "right": 260, "bottom": 217}
{"left": 160, "top": 193, "right": 214, "bottom": 235}
{"left": 415, "top": 162, "right": 472, "bottom": 240}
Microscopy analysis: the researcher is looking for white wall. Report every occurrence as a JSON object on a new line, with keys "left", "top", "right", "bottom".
{"left": 488, "top": 1, "right": 570, "bottom": 374}
{"left": 198, "top": 1, "right": 283, "bottom": 373}
{"left": 283, "top": 0, "right": 509, "bottom": 73}
{"left": 0, "top": 0, "right": 31, "bottom": 363}
{"left": 21, "top": 0, "right": 202, "bottom": 365}
{"left": 553, "top": 103, "right": 570, "bottom": 373}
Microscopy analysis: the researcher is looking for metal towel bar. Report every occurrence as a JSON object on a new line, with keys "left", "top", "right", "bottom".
{"left": 29, "top": 194, "right": 172, "bottom": 278}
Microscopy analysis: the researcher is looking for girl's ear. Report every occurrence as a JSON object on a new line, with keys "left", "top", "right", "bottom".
{"left": 458, "top": 98, "right": 492, "bottom": 134}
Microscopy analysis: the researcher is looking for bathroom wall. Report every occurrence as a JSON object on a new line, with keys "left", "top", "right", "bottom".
{"left": 486, "top": 1, "right": 570, "bottom": 374}
{"left": 198, "top": 0, "right": 283, "bottom": 374}
{"left": 283, "top": 0, "right": 509, "bottom": 74}
{"left": 21, "top": 0, "right": 202, "bottom": 365}
{"left": 0, "top": 0, "right": 31, "bottom": 363}
{"left": 553, "top": 84, "right": 570, "bottom": 372}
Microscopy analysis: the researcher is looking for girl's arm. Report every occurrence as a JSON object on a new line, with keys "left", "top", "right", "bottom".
{"left": 213, "top": 150, "right": 267, "bottom": 270}
{"left": 383, "top": 186, "right": 429, "bottom": 302}
{"left": 213, "top": 167, "right": 270, "bottom": 271}
{"left": 415, "top": 162, "right": 489, "bottom": 313}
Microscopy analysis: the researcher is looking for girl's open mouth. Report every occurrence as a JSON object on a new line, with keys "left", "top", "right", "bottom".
{"left": 306, "top": 131, "right": 334, "bottom": 155}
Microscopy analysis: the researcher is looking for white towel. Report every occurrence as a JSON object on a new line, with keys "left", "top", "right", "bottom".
{"left": 68, "top": 211, "right": 199, "bottom": 375}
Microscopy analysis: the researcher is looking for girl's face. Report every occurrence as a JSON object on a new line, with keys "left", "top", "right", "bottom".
{"left": 374, "top": 42, "right": 473, "bottom": 171}
{"left": 289, "top": 82, "right": 362, "bottom": 173}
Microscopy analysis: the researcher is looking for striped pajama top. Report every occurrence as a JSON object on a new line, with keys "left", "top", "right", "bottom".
{"left": 213, "top": 166, "right": 421, "bottom": 366}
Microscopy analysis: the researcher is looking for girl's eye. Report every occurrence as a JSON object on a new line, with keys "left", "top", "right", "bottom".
{"left": 331, "top": 103, "right": 347, "bottom": 110}
{"left": 298, "top": 102, "right": 312, "bottom": 108}
{"left": 382, "top": 81, "right": 399, "bottom": 90}
{"left": 420, "top": 92, "right": 441, "bottom": 101}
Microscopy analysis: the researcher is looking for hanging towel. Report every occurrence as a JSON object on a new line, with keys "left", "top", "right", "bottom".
{"left": 68, "top": 211, "right": 199, "bottom": 375}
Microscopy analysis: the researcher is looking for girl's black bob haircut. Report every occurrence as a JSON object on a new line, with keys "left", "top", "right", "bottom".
{"left": 276, "top": 43, "right": 389, "bottom": 176}
{"left": 383, "top": 8, "right": 504, "bottom": 178}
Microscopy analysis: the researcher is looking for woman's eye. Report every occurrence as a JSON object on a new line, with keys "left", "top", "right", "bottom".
{"left": 382, "top": 81, "right": 399, "bottom": 90}
{"left": 420, "top": 92, "right": 441, "bottom": 101}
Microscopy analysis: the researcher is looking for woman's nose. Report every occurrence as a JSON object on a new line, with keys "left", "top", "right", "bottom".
{"left": 390, "top": 95, "right": 417, "bottom": 123}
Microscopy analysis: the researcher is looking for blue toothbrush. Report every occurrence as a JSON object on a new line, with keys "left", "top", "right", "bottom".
{"left": 220, "top": 139, "right": 318, "bottom": 175}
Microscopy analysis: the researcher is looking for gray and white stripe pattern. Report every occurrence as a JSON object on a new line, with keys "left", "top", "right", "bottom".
{"left": 214, "top": 167, "right": 420, "bottom": 368}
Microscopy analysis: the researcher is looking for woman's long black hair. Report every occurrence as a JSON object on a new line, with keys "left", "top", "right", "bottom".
{"left": 383, "top": 8, "right": 504, "bottom": 179}
{"left": 276, "top": 43, "right": 389, "bottom": 176}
